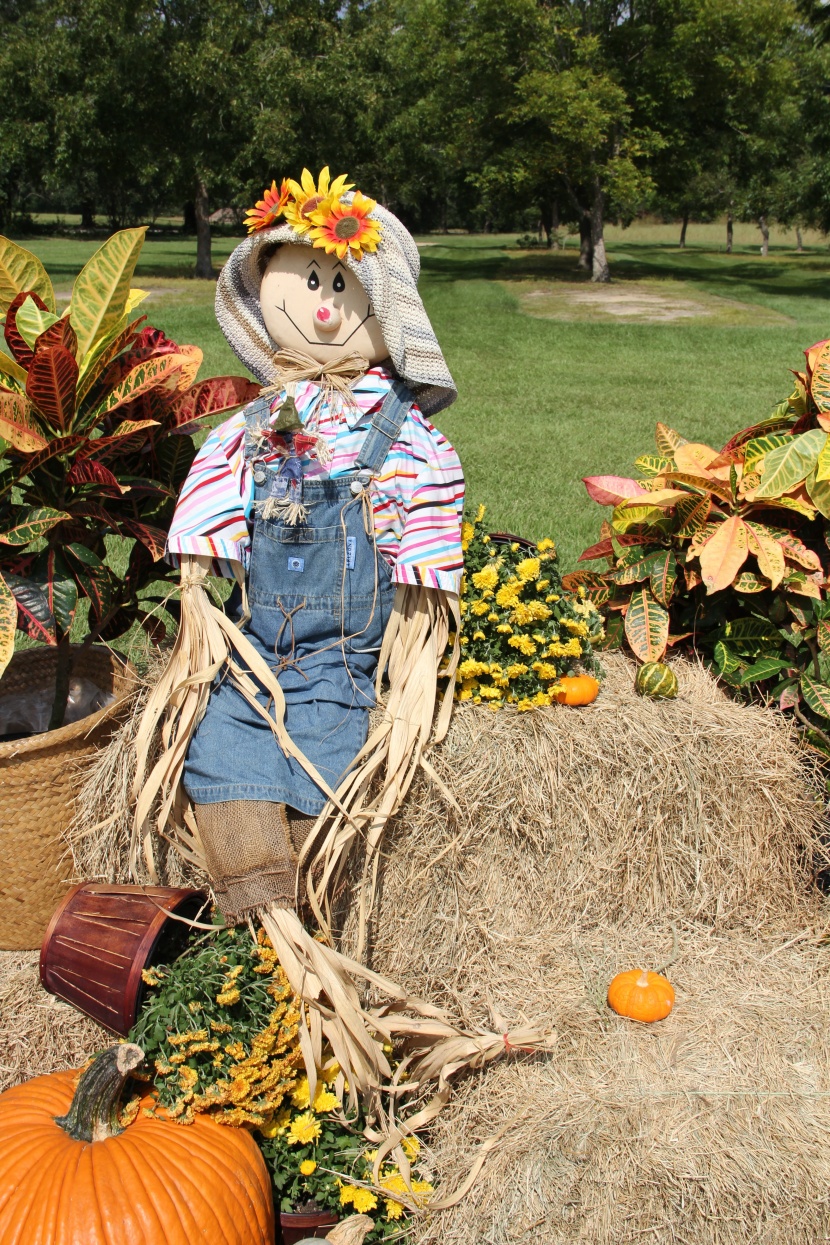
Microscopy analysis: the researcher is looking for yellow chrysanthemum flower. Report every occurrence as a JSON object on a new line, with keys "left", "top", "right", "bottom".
{"left": 496, "top": 623, "right": 513, "bottom": 634}
{"left": 312, "top": 1085, "right": 338, "bottom": 1113}
{"left": 340, "top": 1185, "right": 355, "bottom": 1206}
{"left": 537, "top": 538, "right": 555, "bottom": 553}
{"left": 508, "top": 635, "right": 537, "bottom": 656}
{"left": 352, "top": 1188, "right": 378, "bottom": 1213}
{"left": 402, "top": 1136, "right": 421, "bottom": 1160}
{"left": 471, "top": 599, "right": 489, "bottom": 616}
{"left": 284, "top": 167, "right": 353, "bottom": 235}
{"left": 516, "top": 557, "right": 541, "bottom": 581}
{"left": 505, "top": 663, "right": 528, "bottom": 679}
{"left": 475, "top": 503, "right": 486, "bottom": 523}
{"left": 300, "top": 1159, "right": 317, "bottom": 1176}
{"left": 472, "top": 565, "right": 499, "bottom": 591}
{"left": 477, "top": 685, "right": 502, "bottom": 699}
{"left": 472, "top": 629, "right": 485, "bottom": 641}
{"left": 309, "top": 191, "right": 382, "bottom": 261}
{"left": 385, "top": 1198, "right": 406, "bottom": 1219}
{"left": 260, "top": 1105, "right": 292, "bottom": 1138}
{"left": 287, "top": 1111, "right": 322, "bottom": 1146}
{"left": 291, "top": 1077, "right": 310, "bottom": 1109}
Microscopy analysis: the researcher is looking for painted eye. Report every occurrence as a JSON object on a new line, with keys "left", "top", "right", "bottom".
{"left": 333, "top": 272, "right": 346, "bottom": 293}
{"left": 307, "top": 270, "right": 320, "bottom": 290}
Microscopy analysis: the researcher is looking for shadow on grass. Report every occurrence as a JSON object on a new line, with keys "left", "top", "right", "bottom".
{"left": 420, "top": 243, "right": 830, "bottom": 304}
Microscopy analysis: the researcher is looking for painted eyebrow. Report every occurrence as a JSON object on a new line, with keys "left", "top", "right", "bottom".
{"left": 306, "top": 259, "right": 321, "bottom": 268}
{"left": 333, "top": 261, "right": 347, "bottom": 272}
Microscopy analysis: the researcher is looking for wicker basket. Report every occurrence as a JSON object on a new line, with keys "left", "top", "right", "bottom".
{"left": 0, "top": 646, "right": 138, "bottom": 950}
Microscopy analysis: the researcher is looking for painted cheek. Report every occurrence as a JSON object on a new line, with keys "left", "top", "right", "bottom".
{"left": 316, "top": 307, "right": 331, "bottom": 323}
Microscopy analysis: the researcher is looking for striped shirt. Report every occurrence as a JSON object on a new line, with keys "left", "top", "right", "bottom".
{"left": 166, "top": 367, "right": 465, "bottom": 594}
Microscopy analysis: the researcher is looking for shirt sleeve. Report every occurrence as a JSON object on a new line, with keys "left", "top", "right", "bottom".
{"left": 165, "top": 411, "right": 253, "bottom": 579}
{"left": 386, "top": 407, "right": 465, "bottom": 594}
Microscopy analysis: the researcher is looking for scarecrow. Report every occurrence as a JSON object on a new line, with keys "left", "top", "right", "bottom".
{"left": 130, "top": 170, "right": 548, "bottom": 1109}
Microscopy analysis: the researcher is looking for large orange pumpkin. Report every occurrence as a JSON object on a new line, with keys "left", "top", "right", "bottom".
{"left": 607, "top": 969, "right": 675, "bottom": 1022}
{"left": 0, "top": 1044, "right": 274, "bottom": 1245}
{"left": 553, "top": 675, "right": 600, "bottom": 706}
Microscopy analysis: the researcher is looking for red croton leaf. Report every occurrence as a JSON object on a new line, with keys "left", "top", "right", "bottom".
{"left": 4, "top": 290, "right": 48, "bottom": 368}
{"left": 5, "top": 572, "right": 56, "bottom": 644}
{"left": 14, "top": 434, "right": 86, "bottom": 481}
{"left": 26, "top": 343, "right": 78, "bottom": 430}
{"left": 167, "top": 376, "right": 260, "bottom": 432}
{"left": 66, "top": 459, "right": 125, "bottom": 494}
{"left": 119, "top": 519, "right": 167, "bottom": 561}
{"left": 35, "top": 316, "right": 78, "bottom": 357}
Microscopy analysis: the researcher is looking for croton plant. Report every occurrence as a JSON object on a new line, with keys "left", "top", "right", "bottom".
{"left": 0, "top": 228, "right": 258, "bottom": 727}
{"left": 569, "top": 337, "right": 830, "bottom": 751}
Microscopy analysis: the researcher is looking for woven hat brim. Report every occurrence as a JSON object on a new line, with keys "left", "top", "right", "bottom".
{"left": 215, "top": 214, "right": 456, "bottom": 416}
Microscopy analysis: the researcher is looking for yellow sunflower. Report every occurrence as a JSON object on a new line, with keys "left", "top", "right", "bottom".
{"left": 244, "top": 178, "right": 291, "bottom": 234}
{"left": 284, "top": 166, "right": 354, "bottom": 235}
{"left": 308, "top": 191, "right": 382, "bottom": 261}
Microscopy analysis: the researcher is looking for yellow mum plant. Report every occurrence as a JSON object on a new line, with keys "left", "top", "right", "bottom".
{"left": 457, "top": 506, "right": 604, "bottom": 709}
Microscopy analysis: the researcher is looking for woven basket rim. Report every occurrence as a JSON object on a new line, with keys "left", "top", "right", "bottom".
{"left": 0, "top": 645, "right": 139, "bottom": 762}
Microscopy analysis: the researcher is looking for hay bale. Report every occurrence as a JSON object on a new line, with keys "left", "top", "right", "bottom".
{"left": 0, "top": 951, "right": 107, "bottom": 1092}
{"left": 414, "top": 926, "right": 830, "bottom": 1244}
{"left": 355, "top": 653, "right": 830, "bottom": 1242}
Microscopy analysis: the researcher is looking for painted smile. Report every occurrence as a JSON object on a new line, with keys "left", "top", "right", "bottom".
{"left": 276, "top": 301, "right": 374, "bottom": 348}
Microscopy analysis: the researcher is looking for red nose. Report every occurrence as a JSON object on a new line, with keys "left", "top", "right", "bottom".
{"left": 316, "top": 307, "right": 330, "bottom": 322}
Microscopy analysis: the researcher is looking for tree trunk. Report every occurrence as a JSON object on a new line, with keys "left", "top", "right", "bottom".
{"left": 758, "top": 215, "right": 769, "bottom": 257}
{"left": 679, "top": 211, "right": 689, "bottom": 249}
{"left": 80, "top": 201, "right": 95, "bottom": 229}
{"left": 726, "top": 211, "right": 733, "bottom": 254}
{"left": 48, "top": 635, "right": 73, "bottom": 732}
{"left": 551, "top": 201, "right": 561, "bottom": 249}
{"left": 590, "top": 186, "right": 610, "bottom": 283}
{"left": 183, "top": 200, "right": 197, "bottom": 233}
{"left": 578, "top": 210, "right": 593, "bottom": 271}
{"left": 194, "top": 178, "right": 214, "bottom": 279}
{"left": 797, "top": 226, "right": 804, "bottom": 253}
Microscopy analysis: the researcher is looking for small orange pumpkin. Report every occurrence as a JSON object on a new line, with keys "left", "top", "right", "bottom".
{"left": 607, "top": 969, "right": 675, "bottom": 1022}
{"left": 0, "top": 1044, "right": 274, "bottom": 1245}
{"left": 553, "top": 674, "right": 600, "bottom": 706}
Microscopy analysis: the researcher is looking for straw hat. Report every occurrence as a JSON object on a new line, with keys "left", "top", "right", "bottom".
{"left": 215, "top": 197, "right": 457, "bottom": 416}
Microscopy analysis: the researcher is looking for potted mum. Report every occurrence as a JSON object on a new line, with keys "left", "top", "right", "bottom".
{"left": 0, "top": 229, "right": 258, "bottom": 949}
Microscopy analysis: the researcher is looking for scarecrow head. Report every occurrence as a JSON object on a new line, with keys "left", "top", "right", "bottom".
{"left": 215, "top": 167, "right": 457, "bottom": 415}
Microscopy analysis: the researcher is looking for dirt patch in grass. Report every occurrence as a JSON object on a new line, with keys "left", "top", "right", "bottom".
{"left": 511, "top": 279, "right": 793, "bottom": 326}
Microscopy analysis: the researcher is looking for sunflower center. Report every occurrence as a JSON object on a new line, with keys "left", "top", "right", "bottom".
{"left": 300, "top": 194, "right": 325, "bottom": 218}
{"left": 334, "top": 215, "right": 361, "bottom": 240}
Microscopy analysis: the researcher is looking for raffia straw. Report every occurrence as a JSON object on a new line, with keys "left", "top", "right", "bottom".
{"left": 262, "top": 348, "right": 370, "bottom": 414}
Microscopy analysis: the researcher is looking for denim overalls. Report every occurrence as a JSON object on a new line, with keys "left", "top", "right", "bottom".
{"left": 183, "top": 382, "right": 411, "bottom": 815}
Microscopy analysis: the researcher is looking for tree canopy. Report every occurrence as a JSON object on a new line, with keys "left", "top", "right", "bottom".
{"left": 0, "top": 0, "right": 826, "bottom": 279}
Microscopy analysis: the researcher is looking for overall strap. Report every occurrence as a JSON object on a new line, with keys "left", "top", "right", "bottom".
{"left": 354, "top": 379, "right": 413, "bottom": 475}
{"left": 242, "top": 393, "right": 275, "bottom": 461}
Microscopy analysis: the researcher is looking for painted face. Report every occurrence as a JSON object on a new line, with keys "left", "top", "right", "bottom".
{"left": 259, "top": 245, "right": 388, "bottom": 366}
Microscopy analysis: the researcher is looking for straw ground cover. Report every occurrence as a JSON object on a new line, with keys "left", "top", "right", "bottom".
{"left": 7, "top": 226, "right": 830, "bottom": 568}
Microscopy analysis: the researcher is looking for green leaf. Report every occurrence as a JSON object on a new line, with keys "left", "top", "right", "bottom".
{"left": 0, "top": 237, "right": 56, "bottom": 315}
{"left": 0, "top": 573, "right": 16, "bottom": 678}
{"left": 806, "top": 469, "right": 830, "bottom": 519}
{"left": 649, "top": 549, "right": 678, "bottom": 607}
{"left": 6, "top": 573, "right": 55, "bottom": 644}
{"left": 86, "top": 354, "right": 185, "bottom": 424}
{"left": 611, "top": 503, "right": 673, "bottom": 534}
{"left": 740, "top": 657, "right": 792, "bottom": 685}
{"left": 743, "top": 434, "right": 791, "bottom": 474}
{"left": 818, "top": 618, "right": 830, "bottom": 653}
{"left": 752, "top": 428, "right": 826, "bottom": 499}
{"left": 733, "top": 571, "right": 771, "bottom": 593}
{"left": 0, "top": 390, "right": 48, "bottom": 453}
{"left": 47, "top": 550, "right": 78, "bottom": 635}
{"left": 0, "top": 351, "right": 27, "bottom": 389}
{"left": 655, "top": 422, "right": 687, "bottom": 455}
{"left": 801, "top": 672, "right": 830, "bottom": 720}
{"left": 624, "top": 588, "right": 668, "bottom": 662}
{"left": 634, "top": 454, "right": 671, "bottom": 477}
{"left": 14, "top": 295, "right": 59, "bottom": 350}
{"left": 675, "top": 493, "right": 710, "bottom": 538}
{"left": 69, "top": 227, "right": 147, "bottom": 359}
{"left": 593, "top": 612, "right": 623, "bottom": 650}
{"left": 722, "top": 617, "right": 782, "bottom": 652}
{"left": 713, "top": 639, "right": 741, "bottom": 678}
{"left": 816, "top": 434, "right": 830, "bottom": 483}
{"left": 0, "top": 506, "right": 69, "bottom": 547}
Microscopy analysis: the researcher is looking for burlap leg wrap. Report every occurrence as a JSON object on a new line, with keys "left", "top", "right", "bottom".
{"left": 194, "top": 800, "right": 297, "bottom": 923}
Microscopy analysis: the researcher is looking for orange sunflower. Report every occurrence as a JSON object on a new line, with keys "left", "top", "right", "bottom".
{"left": 308, "top": 192, "right": 382, "bottom": 261}
{"left": 284, "top": 167, "right": 354, "bottom": 235}
{"left": 244, "top": 179, "right": 291, "bottom": 233}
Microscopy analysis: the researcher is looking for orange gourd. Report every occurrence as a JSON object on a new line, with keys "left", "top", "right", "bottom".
{"left": 607, "top": 969, "right": 675, "bottom": 1022}
{"left": 553, "top": 675, "right": 600, "bottom": 706}
{"left": 0, "top": 1044, "right": 274, "bottom": 1245}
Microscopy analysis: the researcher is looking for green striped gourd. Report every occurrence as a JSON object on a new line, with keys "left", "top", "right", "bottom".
{"left": 635, "top": 661, "right": 678, "bottom": 699}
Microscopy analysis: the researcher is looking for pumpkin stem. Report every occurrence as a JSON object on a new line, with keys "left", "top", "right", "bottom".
{"left": 54, "top": 1044, "right": 144, "bottom": 1143}
{"left": 636, "top": 969, "right": 651, "bottom": 988}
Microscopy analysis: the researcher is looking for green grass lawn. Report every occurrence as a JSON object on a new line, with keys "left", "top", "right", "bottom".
{"left": 10, "top": 224, "right": 830, "bottom": 570}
